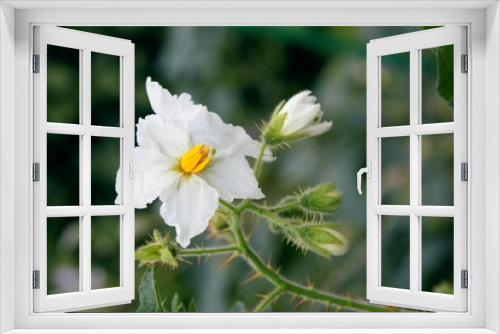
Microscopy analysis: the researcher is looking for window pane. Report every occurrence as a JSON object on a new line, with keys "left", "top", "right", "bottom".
{"left": 421, "top": 45, "right": 454, "bottom": 124}
{"left": 421, "top": 217, "right": 454, "bottom": 294}
{"left": 91, "top": 216, "right": 121, "bottom": 290}
{"left": 381, "top": 52, "right": 410, "bottom": 127}
{"left": 47, "top": 134, "right": 80, "bottom": 206}
{"left": 91, "top": 52, "right": 121, "bottom": 127}
{"left": 91, "top": 137, "right": 121, "bottom": 205}
{"left": 381, "top": 136, "right": 410, "bottom": 205}
{"left": 381, "top": 215, "right": 410, "bottom": 290}
{"left": 47, "top": 45, "right": 80, "bottom": 124}
{"left": 47, "top": 217, "right": 80, "bottom": 295}
{"left": 421, "top": 134, "right": 454, "bottom": 206}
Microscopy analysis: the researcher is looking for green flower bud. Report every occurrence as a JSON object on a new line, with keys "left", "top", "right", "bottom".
{"left": 301, "top": 183, "right": 342, "bottom": 214}
{"left": 263, "top": 100, "right": 293, "bottom": 146}
{"left": 298, "top": 224, "right": 349, "bottom": 258}
{"left": 135, "top": 230, "right": 179, "bottom": 269}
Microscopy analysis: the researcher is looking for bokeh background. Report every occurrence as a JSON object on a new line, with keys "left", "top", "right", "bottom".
{"left": 45, "top": 26, "right": 454, "bottom": 312}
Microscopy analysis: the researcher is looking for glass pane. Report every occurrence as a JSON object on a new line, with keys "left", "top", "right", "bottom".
{"left": 381, "top": 215, "right": 410, "bottom": 290}
{"left": 47, "top": 45, "right": 80, "bottom": 124}
{"left": 91, "top": 137, "right": 121, "bottom": 205}
{"left": 421, "top": 217, "right": 454, "bottom": 294}
{"left": 381, "top": 136, "right": 410, "bottom": 205}
{"left": 47, "top": 217, "right": 80, "bottom": 295}
{"left": 381, "top": 52, "right": 410, "bottom": 127}
{"left": 421, "top": 45, "right": 454, "bottom": 124}
{"left": 47, "top": 134, "right": 80, "bottom": 206}
{"left": 91, "top": 52, "right": 121, "bottom": 127}
{"left": 91, "top": 216, "right": 121, "bottom": 290}
{"left": 421, "top": 134, "right": 454, "bottom": 206}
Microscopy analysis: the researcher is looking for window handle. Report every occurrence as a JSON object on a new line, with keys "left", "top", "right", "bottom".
{"left": 129, "top": 161, "right": 144, "bottom": 194}
{"left": 357, "top": 162, "right": 372, "bottom": 195}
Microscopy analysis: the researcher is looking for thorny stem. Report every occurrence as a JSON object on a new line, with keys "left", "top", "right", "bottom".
{"left": 245, "top": 203, "right": 298, "bottom": 231}
{"left": 252, "top": 287, "right": 283, "bottom": 312}
{"left": 210, "top": 145, "right": 389, "bottom": 312}
{"left": 177, "top": 245, "right": 240, "bottom": 257}
{"left": 230, "top": 215, "right": 390, "bottom": 313}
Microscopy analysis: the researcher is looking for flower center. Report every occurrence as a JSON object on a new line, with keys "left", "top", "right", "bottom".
{"left": 179, "top": 144, "right": 211, "bottom": 174}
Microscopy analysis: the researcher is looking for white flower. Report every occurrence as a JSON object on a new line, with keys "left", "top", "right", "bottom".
{"left": 145, "top": 77, "right": 274, "bottom": 162}
{"left": 117, "top": 79, "right": 268, "bottom": 247}
{"left": 277, "top": 90, "right": 332, "bottom": 137}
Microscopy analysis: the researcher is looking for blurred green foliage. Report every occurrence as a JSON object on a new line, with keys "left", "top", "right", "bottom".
{"left": 45, "top": 26, "right": 455, "bottom": 312}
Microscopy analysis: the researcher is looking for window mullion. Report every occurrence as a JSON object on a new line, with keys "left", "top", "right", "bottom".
{"left": 409, "top": 48, "right": 420, "bottom": 294}
{"left": 81, "top": 48, "right": 92, "bottom": 294}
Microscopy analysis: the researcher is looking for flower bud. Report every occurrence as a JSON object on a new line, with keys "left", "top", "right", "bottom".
{"left": 301, "top": 183, "right": 342, "bottom": 214}
{"left": 298, "top": 224, "right": 349, "bottom": 258}
{"left": 135, "top": 230, "right": 179, "bottom": 269}
{"left": 263, "top": 91, "right": 332, "bottom": 146}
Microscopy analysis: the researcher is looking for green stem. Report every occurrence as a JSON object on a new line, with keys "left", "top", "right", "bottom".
{"left": 269, "top": 200, "right": 302, "bottom": 213}
{"left": 246, "top": 203, "right": 298, "bottom": 231}
{"left": 253, "top": 143, "right": 268, "bottom": 178}
{"left": 219, "top": 199, "right": 238, "bottom": 213}
{"left": 252, "top": 287, "right": 283, "bottom": 312}
{"left": 231, "top": 216, "right": 390, "bottom": 312}
{"left": 220, "top": 198, "right": 253, "bottom": 216}
{"left": 177, "top": 245, "right": 240, "bottom": 257}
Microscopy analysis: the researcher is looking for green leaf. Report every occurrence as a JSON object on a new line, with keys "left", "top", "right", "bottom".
{"left": 436, "top": 44, "right": 454, "bottom": 108}
{"left": 171, "top": 293, "right": 185, "bottom": 312}
{"left": 188, "top": 298, "right": 197, "bottom": 312}
{"left": 136, "top": 267, "right": 162, "bottom": 312}
{"left": 421, "top": 26, "right": 454, "bottom": 108}
{"left": 161, "top": 298, "right": 169, "bottom": 312}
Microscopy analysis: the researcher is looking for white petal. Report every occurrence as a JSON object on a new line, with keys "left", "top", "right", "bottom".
{"left": 282, "top": 105, "right": 320, "bottom": 135}
{"left": 159, "top": 175, "right": 219, "bottom": 248}
{"left": 304, "top": 121, "right": 333, "bottom": 136}
{"left": 187, "top": 111, "right": 273, "bottom": 161}
{"left": 114, "top": 147, "right": 179, "bottom": 209}
{"left": 146, "top": 77, "right": 206, "bottom": 125}
{"left": 133, "top": 147, "right": 179, "bottom": 208}
{"left": 200, "top": 154, "right": 265, "bottom": 202}
{"left": 137, "top": 115, "right": 191, "bottom": 159}
{"left": 145, "top": 76, "right": 174, "bottom": 116}
{"left": 114, "top": 167, "right": 123, "bottom": 205}
{"left": 282, "top": 90, "right": 312, "bottom": 110}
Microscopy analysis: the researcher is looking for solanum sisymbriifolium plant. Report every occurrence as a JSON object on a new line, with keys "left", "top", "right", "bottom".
{"left": 123, "top": 78, "right": 390, "bottom": 313}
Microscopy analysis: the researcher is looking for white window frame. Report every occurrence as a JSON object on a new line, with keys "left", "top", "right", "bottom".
{"left": 33, "top": 26, "right": 136, "bottom": 313}
{"left": 0, "top": 1, "right": 499, "bottom": 333}
{"left": 366, "top": 26, "right": 468, "bottom": 312}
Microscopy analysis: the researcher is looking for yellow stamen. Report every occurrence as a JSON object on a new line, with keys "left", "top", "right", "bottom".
{"left": 179, "top": 144, "right": 212, "bottom": 174}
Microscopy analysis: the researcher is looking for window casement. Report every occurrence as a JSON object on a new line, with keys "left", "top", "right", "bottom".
{"left": 32, "top": 26, "right": 136, "bottom": 312}
{"left": 363, "top": 26, "right": 467, "bottom": 312}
